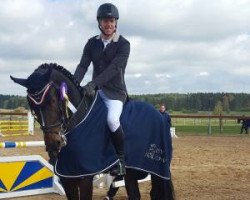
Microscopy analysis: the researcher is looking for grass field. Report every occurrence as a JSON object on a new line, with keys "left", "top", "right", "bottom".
{"left": 174, "top": 125, "right": 244, "bottom": 135}
{"left": 172, "top": 117, "right": 248, "bottom": 135}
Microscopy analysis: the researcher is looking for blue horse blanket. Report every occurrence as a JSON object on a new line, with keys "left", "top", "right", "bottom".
{"left": 55, "top": 93, "right": 172, "bottom": 180}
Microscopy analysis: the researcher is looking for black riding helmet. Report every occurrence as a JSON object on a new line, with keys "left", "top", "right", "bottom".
{"left": 97, "top": 3, "right": 119, "bottom": 20}
{"left": 97, "top": 3, "right": 119, "bottom": 35}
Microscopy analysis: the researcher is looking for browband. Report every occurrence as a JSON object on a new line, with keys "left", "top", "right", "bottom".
{"left": 27, "top": 82, "right": 53, "bottom": 105}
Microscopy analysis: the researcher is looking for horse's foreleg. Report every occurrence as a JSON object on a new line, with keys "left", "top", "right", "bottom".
{"left": 79, "top": 176, "right": 93, "bottom": 200}
{"left": 150, "top": 174, "right": 175, "bottom": 200}
{"left": 124, "top": 169, "right": 141, "bottom": 200}
{"left": 60, "top": 178, "right": 79, "bottom": 200}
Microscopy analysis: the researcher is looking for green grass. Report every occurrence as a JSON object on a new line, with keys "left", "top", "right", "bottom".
{"left": 174, "top": 124, "right": 245, "bottom": 136}
{"left": 171, "top": 112, "right": 250, "bottom": 136}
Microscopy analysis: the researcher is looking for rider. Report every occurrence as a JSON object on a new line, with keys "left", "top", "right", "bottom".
{"left": 74, "top": 3, "right": 130, "bottom": 176}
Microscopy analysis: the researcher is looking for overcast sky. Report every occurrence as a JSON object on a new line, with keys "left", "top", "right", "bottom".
{"left": 0, "top": 0, "right": 250, "bottom": 96}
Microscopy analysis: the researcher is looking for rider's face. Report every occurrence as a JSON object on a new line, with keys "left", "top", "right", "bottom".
{"left": 99, "top": 18, "right": 116, "bottom": 38}
{"left": 160, "top": 105, "right": 166, "bottom": 113}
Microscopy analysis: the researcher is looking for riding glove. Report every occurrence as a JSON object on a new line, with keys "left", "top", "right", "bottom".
{"left": 83, "top": 81, "right": 96, "bottom": 97}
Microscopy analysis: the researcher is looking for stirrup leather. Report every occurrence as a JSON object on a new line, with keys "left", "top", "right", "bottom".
{"left": 110, "top": 160, "right": 126, "bottom": 176}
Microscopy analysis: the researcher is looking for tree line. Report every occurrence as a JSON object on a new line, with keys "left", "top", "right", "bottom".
{"left": 130, "top": 92, "right": 250, "bottom": 113}
{"left": 0, "top": 95, "right": 27, "bottom": 110}
{"left": 0, "top": 93, "right": 250, "bottom": 113}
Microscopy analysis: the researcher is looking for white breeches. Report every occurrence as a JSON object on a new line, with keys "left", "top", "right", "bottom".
{"left": 99, "top": 90, "right": 123, "bottom": 132}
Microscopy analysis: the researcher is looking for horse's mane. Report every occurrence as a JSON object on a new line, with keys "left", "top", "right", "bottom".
{"left": 37, "top": 63, "right": 92, "bottom": 130}
{"left": 38, "top": 63, "right": 84, "bottom": 94}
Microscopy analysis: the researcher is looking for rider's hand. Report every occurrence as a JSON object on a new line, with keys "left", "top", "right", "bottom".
{"left": 83, "top": 81, "right": 96, "bottom": 97}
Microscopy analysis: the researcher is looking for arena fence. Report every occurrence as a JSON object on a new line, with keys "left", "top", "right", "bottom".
{"left": 0, "top": 111, "right": 34, "bottom": 137}
{"left": 171, "top": 114, "right": 250, "bottom": 135}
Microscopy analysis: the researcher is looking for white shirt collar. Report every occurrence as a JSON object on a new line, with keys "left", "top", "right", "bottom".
{"left": 96, "top": 31, "right": 120, "bottom": 42}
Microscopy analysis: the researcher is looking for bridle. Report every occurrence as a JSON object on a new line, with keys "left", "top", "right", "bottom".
{"left": 10, "top": 63, "right": 90, "bottom": 157}
{"left": 26, "top": 77, "right": 91, "bottom": 156}
{"left": 28, "top": 82, "right": 69, "bottom": 151}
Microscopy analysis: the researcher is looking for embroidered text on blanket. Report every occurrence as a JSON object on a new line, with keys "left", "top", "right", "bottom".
{"left": 144, "top": 144, "right": 168, "bottom": 163}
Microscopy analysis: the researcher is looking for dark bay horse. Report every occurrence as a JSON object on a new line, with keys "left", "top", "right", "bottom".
{"left": 11, "top": 63, "right": 175, "bottom": 200}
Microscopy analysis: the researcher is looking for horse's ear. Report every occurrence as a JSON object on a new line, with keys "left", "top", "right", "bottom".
{"left": 10, "top": 75, "right": 28, "bottom": 88}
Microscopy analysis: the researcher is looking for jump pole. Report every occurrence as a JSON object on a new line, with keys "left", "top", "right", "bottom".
{"left": 0, "top": 111, "right": 34, "bottom": 137}
{"left": 0, "top": 141, "right": 44, "bottom": 148}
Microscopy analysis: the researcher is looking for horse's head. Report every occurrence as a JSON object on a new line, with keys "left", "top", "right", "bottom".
{"left": 10, "top": 63, "right": 83, "bottom": 159}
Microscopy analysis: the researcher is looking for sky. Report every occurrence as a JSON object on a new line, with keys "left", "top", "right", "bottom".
{"left": 0, "top": 0, "right": 250, "bottom": 96}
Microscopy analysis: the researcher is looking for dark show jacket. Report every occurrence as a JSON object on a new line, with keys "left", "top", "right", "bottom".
{"left": 160, "top": 111, "right": 172, "bottom": 127}
{"left": 74, "top": 33, "right": 130, "bottom": 103}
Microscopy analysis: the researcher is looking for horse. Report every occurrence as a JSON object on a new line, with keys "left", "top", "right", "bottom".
{"left": 11, "top": 63, "right": 175, "bottom": 200}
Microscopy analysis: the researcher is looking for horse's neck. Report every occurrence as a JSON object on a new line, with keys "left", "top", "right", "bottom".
{"left": 63, "top": 80, "right": 93, "bottom": 118}
{"left": 50, "top": 68, "right": 94, "bottom": 129}
{"left": 51, "top": 69, "right": 82, "bottom": 107}
{"left": 66, "top": 93, "right": 94, "bottom": 131}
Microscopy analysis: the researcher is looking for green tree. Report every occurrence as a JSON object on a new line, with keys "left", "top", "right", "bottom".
{"left": 222, "top": 95, "right": 230, "bottom": 112}
{"left": 213, "top": 101, "right": 223, "bottom": 115}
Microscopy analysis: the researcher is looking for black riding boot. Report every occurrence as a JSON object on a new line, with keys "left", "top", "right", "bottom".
{"left": 110, "top": 126, "right": 126, "bottom": 176}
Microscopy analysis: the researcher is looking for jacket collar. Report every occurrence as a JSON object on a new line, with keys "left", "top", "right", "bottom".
{"left": 96, "top": 32, "right": 120, "bottom": 42}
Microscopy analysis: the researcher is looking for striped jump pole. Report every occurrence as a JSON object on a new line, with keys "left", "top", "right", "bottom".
{"left": 0, "top": 111, "right": 34, "bottom": 137}
{"left": 0, "top": 141, "right": 45, "bottom": 148}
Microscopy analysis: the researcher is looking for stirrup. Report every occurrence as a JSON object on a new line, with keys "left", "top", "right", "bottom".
{"left": 110, "top": 160, "right": 126, "bottom": 176}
